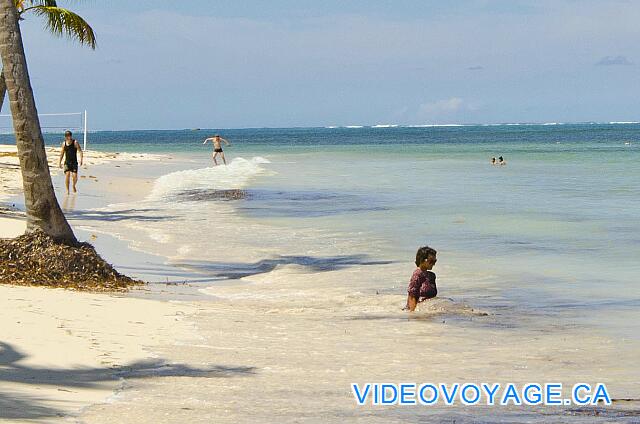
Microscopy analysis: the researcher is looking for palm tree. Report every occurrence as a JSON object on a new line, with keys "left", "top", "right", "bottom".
{"left": 0, "top": 0, "right": 94, "bottom": 244}
{"left": 0, "top": 0, "right": 95, "bottom": 112}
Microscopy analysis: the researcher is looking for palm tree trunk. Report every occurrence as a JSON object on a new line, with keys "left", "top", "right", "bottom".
{"left": 0, "top": 0, "right": 77, "bottom": 245}
{"left": 0, "top": 70, "right": 6, "bottom": 112}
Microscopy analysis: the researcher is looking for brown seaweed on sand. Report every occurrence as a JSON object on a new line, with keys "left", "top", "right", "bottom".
{"left": 0, "top": 230, "right": 142, "bottom": 291}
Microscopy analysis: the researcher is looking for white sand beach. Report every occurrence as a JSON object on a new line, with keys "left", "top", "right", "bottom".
{"left": 2, "top": 0, "right": 640, "bottom": 421}
{"left": 0, "top": 216, "right": 24, "bottom": 238}
{"left": 1, "top": 145, "right": 199, "bottom": 422}
{"left": 2, "top": 144, "right": 639, "bottom": 423}
{"left": 0, "top": 285, "right": 197, "bottom": 423}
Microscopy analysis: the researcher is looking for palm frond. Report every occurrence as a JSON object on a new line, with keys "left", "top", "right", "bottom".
{"left": 28, "top": 5, "right": 96, "bottom": 49}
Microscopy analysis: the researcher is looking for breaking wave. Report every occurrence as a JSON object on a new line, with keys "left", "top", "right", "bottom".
{"left": 148, "top": 157, "right": 271, "bottom": 200}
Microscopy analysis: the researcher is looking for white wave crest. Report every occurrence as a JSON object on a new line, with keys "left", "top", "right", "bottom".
{"left": 148, "top": 156, "right": 271, "bottom": 200}
{"left": 407, "top": 124, "right": 466, "bottom": 128}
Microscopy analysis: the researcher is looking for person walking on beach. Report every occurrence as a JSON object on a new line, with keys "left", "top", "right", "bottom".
{"left": 405, "top": 246, "right": 438, "bottom": 311}
{"left": 58, "top": 130, "right": 83, "bottom": 194}
{"left": 203, "top": 135, "right": 231, "bottom": 165}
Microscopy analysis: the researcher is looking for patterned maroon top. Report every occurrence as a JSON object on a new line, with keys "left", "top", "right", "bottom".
{"left": 407, "top": 268, "right": 437, "bottom": 300}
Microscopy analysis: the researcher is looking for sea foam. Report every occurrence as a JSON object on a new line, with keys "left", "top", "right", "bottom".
{"left": 148, "top": 157, "right": 271, "bottom": 200}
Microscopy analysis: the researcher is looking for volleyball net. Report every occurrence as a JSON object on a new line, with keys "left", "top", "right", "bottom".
{"left": 0, "top": 110, "right": 89, "bottom": 150}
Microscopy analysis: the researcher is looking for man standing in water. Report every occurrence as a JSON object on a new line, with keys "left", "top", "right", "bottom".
{"left": 203, "top": 134, "right": 231, "bottom": 165}
{"left": 58, "top": 130, "right": 83, "bottom": 194}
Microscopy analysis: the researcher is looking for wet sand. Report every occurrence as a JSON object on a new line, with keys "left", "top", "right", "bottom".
{"left": 80, "top": 263, "right": 640, "bottom": 423}
{"left": 1, "top": 145, "right": 639, "bottom": 422}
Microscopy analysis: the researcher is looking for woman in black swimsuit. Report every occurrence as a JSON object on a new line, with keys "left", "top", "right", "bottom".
{"left": 58, "top": 130, "right": 84, "bottom": 194}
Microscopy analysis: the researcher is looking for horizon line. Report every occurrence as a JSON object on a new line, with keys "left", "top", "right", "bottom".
{"left": 2, "top": 120, "right": 640, "bottom": 134}
{"left": 73, "top": 120, "right": 640, "bottom": 132}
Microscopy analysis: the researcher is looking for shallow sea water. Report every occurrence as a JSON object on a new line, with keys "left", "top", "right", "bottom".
{"left": 6, "top": 124, "right": 638, "bottom": 421}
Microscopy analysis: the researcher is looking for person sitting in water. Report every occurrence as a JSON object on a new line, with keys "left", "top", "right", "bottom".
{"left": 405, "top": 246, "right": 438, "bottom": 311}
{"left": 498, "top": 156, "right": 506, "bottom": 165}
{"left": 58, "top": 130, "right": 83, "bottom": 194}
{"left": 203, "top": 134, "right": 231, "bottom": 165}
{"left": 491, "top": 157, "right": 497, "bottom": 165}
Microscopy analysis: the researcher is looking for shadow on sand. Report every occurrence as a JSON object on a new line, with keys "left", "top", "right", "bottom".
{"left": 173, "top": 254, "right": 395, "bottom": 279}
{"left": 0, "top": 341, "right": 255, "bottom": 420}
{"left": 67, "top": 208, "right": 176, "bottom": 222}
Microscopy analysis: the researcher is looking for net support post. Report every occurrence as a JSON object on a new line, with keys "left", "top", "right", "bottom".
{"left": 83, "top": 110, "right": 88, "bottom": 151}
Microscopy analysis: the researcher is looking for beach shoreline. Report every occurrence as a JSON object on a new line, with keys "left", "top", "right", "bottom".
{"left": 0, "top": 144, "right": 206, "bottom": 422}
{"left": 2, "top": 142, "right": 639, "bottom": 423}
{"left": 0, "top": 213, "right": 202, "bottom": 422}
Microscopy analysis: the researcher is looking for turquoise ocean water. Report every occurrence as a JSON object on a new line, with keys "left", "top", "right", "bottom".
{"left": 3, "top": 123, "right": 639, "bottom": 337}
{"left": 3, "top": 123, "right": 640, "bottom": 420}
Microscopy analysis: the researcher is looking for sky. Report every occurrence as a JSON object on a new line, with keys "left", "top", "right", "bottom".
{"left": 10, "top": 0, "right": 640, "bottom": 129}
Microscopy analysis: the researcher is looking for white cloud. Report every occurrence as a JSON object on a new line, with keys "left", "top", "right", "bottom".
{"left": 419, "top": 97, "right": 465, "bottom": 113}
{"left": 414, "top": 97, "right": 477, "bottom": 122}
{"left": 18, "top": 1, "right": 640, "bottom": 128}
